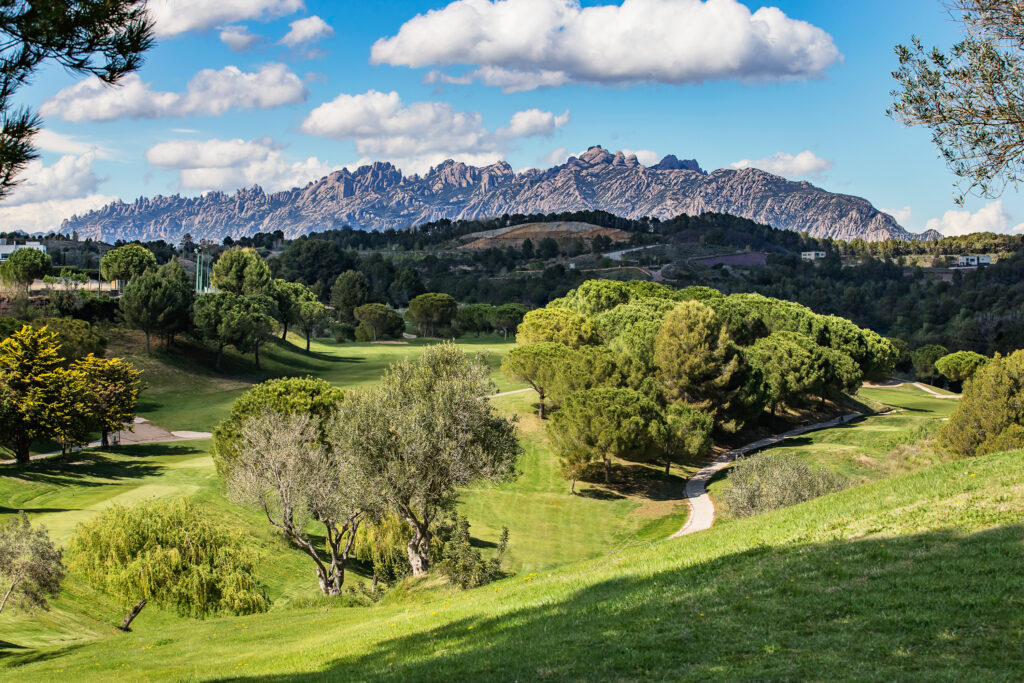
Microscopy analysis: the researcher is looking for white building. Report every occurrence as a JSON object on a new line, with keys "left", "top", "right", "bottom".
{"left": 0, "top": 239, "right": 47, "bottom": 263}
{"left": 956, "top": 255, "right": 991, "bottom": 267}
{"left": 801, "top": 251, "right": 826, "bottom": 261}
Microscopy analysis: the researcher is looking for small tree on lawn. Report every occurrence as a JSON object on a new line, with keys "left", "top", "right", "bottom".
{"left": 0, "top": 248, "right": 50, "bottom": 294}
{"left": 489, "top": 303, "right": 527, "bottom": 340}
{"left": 41, "top": 366, "right": 93, "bottom": 457}
{"left": 225, "top": 410, "right": 366, "bottom": 595}
{"left": 0, "top": 513, "right": 64, "bottom": 614}
{"left": 0, "top": 325, "right": 62, "bottom": 464}
{"left": 296, "top": 298, "right": 328, "bottom": 353}
{"left": 660, "top": 403, "right": 713, "bottom": 476}
{"left": 549, "top": 387, "right": 664, "bottom": 487}
{"left": 354, "top": 303, "right": 400, "bottom": 342}
{"left": 73, "top": 354, "right": 143, "bottom": 448}
{"left": 211, "top": 247, "right": 271, "bottom": 295}
{"left": 330, "top": 270, "right": 369, "bottom": 322}
{"left": 407, "top": 292, "right": 457, "bottom": 337}
{"left": 68, "top": 498, "right": 269, "bottom": 631}
{"left": 120, "top": 268, "right": 162, "bottom": 354}
{"left": 334, "top": 343, "right": 521, "bottom": 576}
{"left": 500, "top": 342, "right": 573, "bottom": 419}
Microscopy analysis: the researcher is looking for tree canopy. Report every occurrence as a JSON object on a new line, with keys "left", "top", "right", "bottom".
{"left": 100, "top": 244, "right": 155, "bottom": 283}
{"left": 516, "top": 307, "right": 594, "bottom": 347}
{"left": 935, "top": 350, "right": 989, "bottom": 382}
{"left": 939, "top": 349, "right": 1024, "bottom": 457}
{"left": 0, "top": 512, "right": 63, "bottom": 615}
{"left": 0, "top": 247, "right": 49, "bottom": 293}
{"left": 212, "top": 248, "right": 272, "bottom": 296}
{"left": 408, "top": 292, "right": 457, "bottom": 337}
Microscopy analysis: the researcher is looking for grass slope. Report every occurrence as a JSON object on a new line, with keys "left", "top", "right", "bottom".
{"left": 3, "top": 449, "right": 1022, "bottom": 680}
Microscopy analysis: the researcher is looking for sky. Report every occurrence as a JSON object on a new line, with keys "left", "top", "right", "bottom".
{"left": 4, "top": 0, "right": 1024, "bottom": 237}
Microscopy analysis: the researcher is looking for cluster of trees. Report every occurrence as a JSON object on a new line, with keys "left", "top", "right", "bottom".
{"left": 940, "top": 349, "right": 1024, "bottom": 457}
{"left": 0, "top": 247, "right": 50, "bottom": 294}
{"left": 213, "top": 344, "right": 521, "bottom": 593}
{"left": 500, "top": 280, "right": 896, "bottom": 491}
{"left": 0, "top": 325, "right": 141, "bottom": 464}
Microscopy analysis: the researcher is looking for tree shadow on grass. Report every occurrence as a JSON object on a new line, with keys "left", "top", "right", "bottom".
{"left": 0, "top": 452, "right": 164, "bottom": 487}
{"left": 234, "top": 524, "right": 1024, "bottom": 682}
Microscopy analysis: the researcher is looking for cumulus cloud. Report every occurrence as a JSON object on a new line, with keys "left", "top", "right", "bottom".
{"left": 299, "top": 90, "right": 570, "bottom": 169}
{"left": 924, "top": 201, "right": 1024, "bottom": 236}
{"left": 881, "top": 205, "right": 913, "bottom": 226}
{"left": 221, "top": 25, "right": 261, "bottom": 51}
{"left": 371, "top": 0, "right": 841, "bottom": 92}
{"left": 34, "top": 130, "right": 113, "bottom": 159}
{"left": 541, "top": 147, "right": 570, "bottom": 166}
{"left": 0, "top": 152, "right": 114, "bottom": 233}
{"left": 622, "top": 148, "right": 660, "bottom": 166}
{"left": 148, "top": 0, "right": 304, "bottom": 38}
{"left": 280, "top": 15, "right": 333, "bottom": 47}
{"left": 145, "top": 136, "right": 336, "bottom": 192}
{"left": 728, "top": 150, "right": 832, "bottom": 179}
{"left": 41, "top": 64, "right": 307, "bottom": 122}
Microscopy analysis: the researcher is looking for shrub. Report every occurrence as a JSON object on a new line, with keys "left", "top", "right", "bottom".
{"left": 723, "top": 453, "right": 846, "bottom": 517}
{"left": 940, "top": 349, "right": 1024, "bottom": 457}
{"left": 435, "top": 512, "right": 509, "bottom": 589}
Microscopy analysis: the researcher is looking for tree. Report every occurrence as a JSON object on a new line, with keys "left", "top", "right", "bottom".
{"left": 73, "top": 354, "right": 142, "bottom": 447}
{"left": 211, "top": 247, "right": 271, "bottom": 295}
{"left": 935, "top": 350, "right": 989, "bottom": 382}
{"left": 548, "top": 387, "right": 665, "bottom": 487}
{"left": 407, "top": 292, "right": 457, "bottom": 337}
{"left": 654, "top": 301, "right": 756, "bottom": 431}
{"left": 334, "top": 343, "right": 520, "bottom": 575}
{"left": 890, "top": 1, "right": 1024, "bottom": 203}
{"left": 500, "top": 342, "right": 573, "bottom": 418}
{"left": 455, "top": 303, "right": 495, "bottom": 337}
{"left": 558, "top": 279, "right": 681, "bottom": 316}
{"left": 68, "top": 498, "right": 269, "bottom": 631}
{"left": 41, "top": 366, "right": 92, "bottom": 457}
{"left": 296, "top": 298, "right": 328, "bottom": 353}
{"left": 354, "top": 303, "right": 402, "bottom": 342}
{"left": 120, "top": 268, "right": 162, "bottom": 354}
{"left": 489, "top": 303, "right": 528, "bottom": 340}
{"left": 745, "top": 332, "right": 824, "bottom": 416}
{"left": 537, "top": 237, "right": 559, "bottom": 259}
{"left": 212, "top": 376, "right": 344, "bottom": 478}
{"left": 226, "top": 410, "right": 365, "bottom": 595}
{"left": 192, "top": 292, "right": 245, "bottom": 369}
{"left": 516, "top": 307, "right": 595, "bottom": 347}
{"left": 388, "top": 265, "right": 425, "bottom": 307}
{"left": 939, "top": 349, "right": 1024, "bottom": 457}
{"left": 0, "top": 325, "right": 62, "bottom": 464}
{"left": 660, "top": 403, "right": 713, "bottom": 475}
{"left": 233, "top": 295, "right": 278, "bottom": 369}
{"left": 911, "top": 344, "right": 950, "bottom": 384}
{"left": 271, "top": 279, "right": 315, "bottom": 340}
{"left": 0, "top": 247, "right": 49, "bottom": 294}
{"left": 0, "top": 513, "right": 63, "bottom": 614}
{"left": 30, "top": 317, "right": 106, "bottom": 362}
{"left": 330, "top": 270, "right": 369, "bottom": 322}
{"left": 0, "top": 1, "right": 153, "bottom": 199}
{"left": 548, "top": 345, "right": 626, "bottom": 404}
{"left": 100, "top": 244, "right": 155, "bottom": 285}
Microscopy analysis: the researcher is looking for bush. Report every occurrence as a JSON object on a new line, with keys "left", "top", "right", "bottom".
{"left": 723, "top": 453, "right": 846, "bottom": 517}
{"left": 939, "top": 349, "right": 1024, "bottom": 457}
{"left": 435, "top": 512, "right": 510, "bottom": 589}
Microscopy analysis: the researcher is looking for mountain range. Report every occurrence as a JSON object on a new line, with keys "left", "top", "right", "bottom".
{"left": 60, "top": 146, "right": 938, "bottom": 243}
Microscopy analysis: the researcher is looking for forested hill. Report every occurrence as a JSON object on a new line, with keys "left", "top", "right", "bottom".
{"left": 60, "top": 146, "right": 931, "bottom": 244}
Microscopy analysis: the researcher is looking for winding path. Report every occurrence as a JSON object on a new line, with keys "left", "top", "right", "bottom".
{"left": 670, "top": 413, "right": 863, "bottom": 538}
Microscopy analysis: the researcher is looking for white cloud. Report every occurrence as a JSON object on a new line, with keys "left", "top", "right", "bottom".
{"left": 148, "top": 0, "right": 304, "bottom": 38}
{"left": 423, "top": 70, "right": 474, "bottom": 86}
{"left": 300, "top": 90, "right": 570, "bottom": 168}
{"left": 41, "top": 64, "right": 308, "bottom": 122}
{"left": 0, "top": 195, "right": 117, "bottom": 235}
{"left": 541, "top": 147, "right": 570, "bottom": 166}
{"left": 371, "top": 0, "right": 841, "bottom": 91}
{"left": 728, "top": 150, "right": 832, "bottom": 179}
{"left": 924, "top": 201, "right": 1024, "bottom": 236}
{"left": 622, "top": 148, "right": 660, "bottom": 166}
{"left": 4, "top": 153, "right": 103, "bottom": 207}
{"left": 881, "top": 205, "right": 913, "bottom": 226}
{"left": 0, "top": 152, "right": 113, "bottom": 233}
{"left": 279, "top": 15, "right": 333, "bottom": 47}
{"left": 34, "top": 130, "right": 113, "bottom": 159}
{"left": 145, "top": 136, "right": 336, "bottom": 192}
{"left": 498, "top": 109, "right": 569, "bottom": 137}
{"left": 221, "top": 25, "right": 261, "bottom": 51}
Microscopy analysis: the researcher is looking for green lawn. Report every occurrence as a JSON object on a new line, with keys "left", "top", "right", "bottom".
{"left": 4, "top": 449, "right": 1021, "bottom": 680}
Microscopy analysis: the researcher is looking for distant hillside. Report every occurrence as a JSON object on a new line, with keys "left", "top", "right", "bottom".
{"left": 459, "top": 221, "right": 631, "bottom": 250}
{"left": 61, "top": 145, "right": 933, "bottom": 243}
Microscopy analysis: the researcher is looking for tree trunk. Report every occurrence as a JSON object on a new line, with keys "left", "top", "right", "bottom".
{"left": 604, "top": 457, "right": 611, "bottom": 483}
{"left": 371, "top": 571, "right": 378, "bottom": 594}
{"left": 282, "top": 322, "right": 289, "bottom": 340}
{"left": 254, "top": 343, "right": 261, "bottom": 369}
{"left": 306, "top": 333, "right": 311, "bottom": 353}
{"left": 537, "top": 389, "right": 545, "bottom": 420}
{"left": 372, "top": 326, "right": 378, "bottom": 342}
{"left": 101, "top": 429, "right": 109, "bottom": 448}
{"left": 664, "top": 458, "right": 672, "bottom": 476}
{"left": 570, "top": 478, "right": 576, "bottom": 495}
{"left": 119, "top": 599, "right": 147, "bottom": 631}
{"left": 503, "top": 328, "right": 508, "bottom": 341}
{"left": 0, "top": 578, "right": 16, "bottom": 614}
{"left": 404, "top": 519, "right": 431, "bottom": 576}
{"left": 14, "top": 440, "right": 30, "bottom": 466}
{"left": 216, "top": 344, "right": 224, "bottom": 370}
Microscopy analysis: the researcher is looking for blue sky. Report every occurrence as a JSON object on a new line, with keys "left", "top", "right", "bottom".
{"left": 5, "top": 0, "right": 1021, "bottom": 237}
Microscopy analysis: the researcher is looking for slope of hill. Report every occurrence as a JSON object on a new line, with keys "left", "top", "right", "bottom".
{"left": 459, "top": 221, "right": 632, "bottom": 250}
{"left": 4, "top": 448, "right": 1021, "bottom": 680}
{"left": 60, "top": 146, "right": 927, "bottom": 244}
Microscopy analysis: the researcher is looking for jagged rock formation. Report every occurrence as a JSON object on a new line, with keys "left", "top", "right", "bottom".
{"left": 62, "top": 145, "right": 930, "bottom": 242}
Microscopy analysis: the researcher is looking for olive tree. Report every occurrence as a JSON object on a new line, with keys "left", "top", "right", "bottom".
{"left": 226, "top": 410, "right": 366, "bottom": 595}
{"left": 333, "top": 343, "right": 521, "bottom": 576}
{"left": 68, "top": 498, "right": 269, "bottom": 631}
{"left": 0, "top": 512, "right": 63, "bottom": 614}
